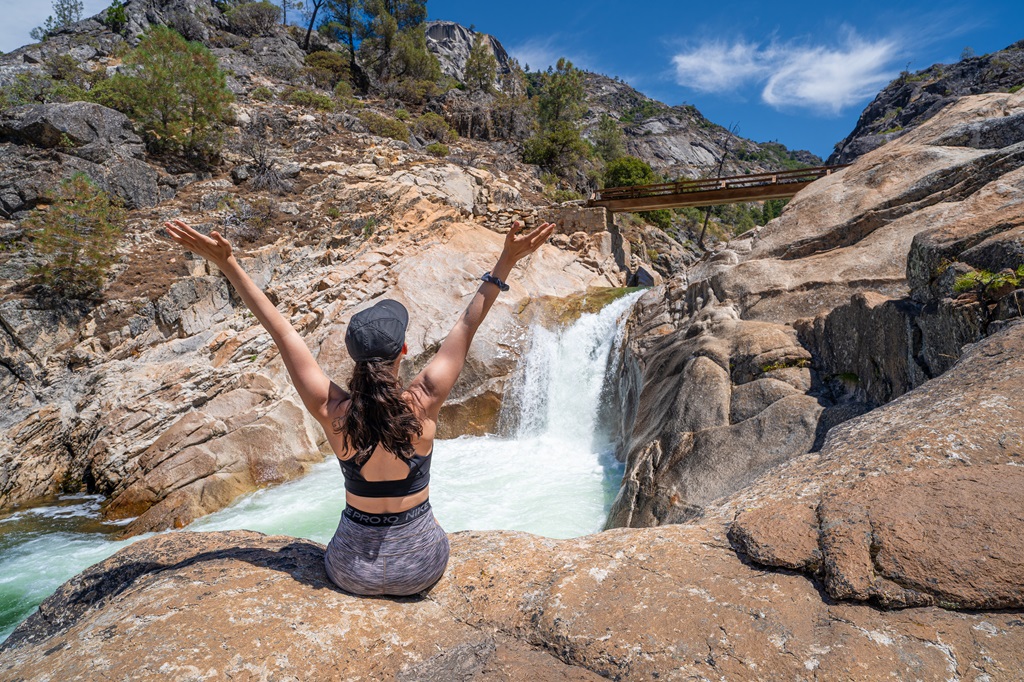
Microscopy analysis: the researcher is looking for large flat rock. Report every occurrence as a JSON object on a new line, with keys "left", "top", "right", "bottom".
{"left": 3, "top": 526, "right": 1023, "bottom": 681}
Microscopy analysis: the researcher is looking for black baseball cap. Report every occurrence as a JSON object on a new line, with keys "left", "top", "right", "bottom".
{"left": 345, "top": 299, "right": 409, "bottom": 362}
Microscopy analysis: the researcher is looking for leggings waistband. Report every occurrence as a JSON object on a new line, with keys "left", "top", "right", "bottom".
{"left": 343, "top": 500, "right": 432, "bottom": 527}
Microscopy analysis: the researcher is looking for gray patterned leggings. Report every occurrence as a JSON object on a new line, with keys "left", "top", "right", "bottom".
{"left": 324, "top": 504, "right": 450, "bottom": 596}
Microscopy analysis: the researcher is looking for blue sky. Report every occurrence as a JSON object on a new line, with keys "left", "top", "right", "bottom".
{"left": 2, "top": 0, "right": 1022, "bottom": 158}
{"left": 433, "top": 0, "right": 1024, "bottom": 158}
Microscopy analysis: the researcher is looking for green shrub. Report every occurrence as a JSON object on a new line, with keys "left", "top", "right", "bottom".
{"left": 358, "top": 111, "right": 409, "bottom": 142}
{"left": 26, "top": 173, "right": 126, "bottom": 298}
{"left": 304, "top": 50, "right": 349, "bottom": 89}
{"left": 388, "top": 78, "right": 440, "bottom": 105}
{"left": 333, "top": 80, "right": 354, "bottom": 99}
{"left": 604, "top": 156, "right": 658, "bottom": 188}
{"left": 286, "top": 89, "right": 335, "bottom": 111}
{"left": 96, "top": 27, "right": 234, "bottom": 162}
{"left": 45, "top": 54, "right": 90, "bottom": 88}
{"left": 549, "top": 188, "right": 583, "bottom": 202}
{"left": 0, "top": 72, "right": 86, "bottom": 107}
{"left": 1009, "top": 84, "right": 1023, "bottom": 94}
{"left": 953, "top": 267, "right": 1024, "bottom": 295}
{"left": 394, "top": 108, "right": 410, "bottom": 121}
{"left": 104, "top": 0, "right": 128, "bottom": 33}
{"left": 424, "top": 142, "right": 449, "bottom": 157}
{"left": 250, "top": 85, "right": 274, "bottom": 101}
{"left": 225, "top": 1, "right": 281, "bottom": 37}
{"left": 86, "top": 73, "right": 136, "bottom": 111}
{"left": 413, "top": 112, "right": 456, "bottom": 142}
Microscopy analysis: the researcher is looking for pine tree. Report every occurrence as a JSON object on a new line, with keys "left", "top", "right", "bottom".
{"left": 27, "top": 174, "right": 126, "bottom": 299}
{"left": 30, "top": 0, "right": 84, "bottom": 42}
{"left": 464, "top": 31, "right": 498, "bottom": 93}
{"left": 93, "top": 27, "right": 234, "bottom": 163}
{"left": 537, "top": 58, "right": 585, "bottom": 129}
{"left": 523, "top": 58, "right": 590, "bottom": 176}
{"left": 358, "top": 0, "right": 435, "bottom": 84}
{"left": 325, "top": 0, "right": 367, "bottom": 91}
{"left": 302, "top": 0, "right": 328, "bottom": 50}
{"left": 593, "top": 113, "right": 626, "bottom": 162}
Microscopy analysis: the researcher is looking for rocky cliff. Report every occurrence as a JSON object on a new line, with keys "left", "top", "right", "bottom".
{"left": 581, "top": 72, "right": 820, "bottom": 179}
{"left": 828, "top": 39, "right": 1024, "bottom": 164}
{"left": 425, "top": 20, "right": 516, "bottom": 90}
{"left": 607, "top": 89, "right": 1024, "bottom": 530}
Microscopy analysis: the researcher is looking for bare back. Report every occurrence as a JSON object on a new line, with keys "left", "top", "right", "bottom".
{"left": 327, "top": 388, "right": 435, "bottom": 514}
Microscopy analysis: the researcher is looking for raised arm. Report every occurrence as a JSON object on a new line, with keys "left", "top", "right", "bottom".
{"left": 164, "top": 220, "right": 345, "bottom": 424}
{"left": 408, "top": 220, "right": 556, "bottom": 418}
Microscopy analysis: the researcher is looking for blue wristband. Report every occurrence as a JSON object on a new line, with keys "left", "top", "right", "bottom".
{"left": 481, "top": 271, "right": 509, "bottom": 292}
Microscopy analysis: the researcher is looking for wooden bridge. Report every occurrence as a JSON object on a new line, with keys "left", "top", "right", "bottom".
{"left": 587, "top": 165, "right": 850, "bottom": 213}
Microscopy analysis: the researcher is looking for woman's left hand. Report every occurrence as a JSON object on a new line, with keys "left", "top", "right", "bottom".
{"left": 500, "top": 220, "right": 557, "bottom": 265}
{"left": 164, "top": 219, "right": 234, "bottom": 266}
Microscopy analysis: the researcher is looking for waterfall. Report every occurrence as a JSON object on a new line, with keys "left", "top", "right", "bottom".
{"left": 501, "top": 291, "right": 641, "bottom": 446}
{"left": 428, "top": 290, "right": 643, "bottom": 537}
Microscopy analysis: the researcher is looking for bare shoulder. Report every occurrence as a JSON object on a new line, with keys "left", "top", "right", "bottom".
{"left": 403, "top": 387, "right": 437, "bottom": 443}
{"left": 404, "top": 377, "right": 442, "bottom": 419}
{"left": 324, "top": 395, "right": 353, "bottom": 459}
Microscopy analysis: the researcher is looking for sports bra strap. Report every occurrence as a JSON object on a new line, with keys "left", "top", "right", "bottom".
{"left": 338, "top": 447, "right": 432, "bottom": 498}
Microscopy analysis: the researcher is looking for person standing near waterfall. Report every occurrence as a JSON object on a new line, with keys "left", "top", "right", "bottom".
{"left": 164, "top": 218, "right": 556, "bottom": 595}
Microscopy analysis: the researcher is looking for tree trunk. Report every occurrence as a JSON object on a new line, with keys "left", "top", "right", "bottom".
{"left": 303, "top": 2, "right": 322, "bottom": 50}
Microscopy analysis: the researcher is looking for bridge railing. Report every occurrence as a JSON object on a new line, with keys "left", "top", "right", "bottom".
{"left": 595, "top": 165, "right": 851, "bottom": 202}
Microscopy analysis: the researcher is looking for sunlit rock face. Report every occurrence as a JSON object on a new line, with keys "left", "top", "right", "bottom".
{"left": 0, "top": 107, "right": 627, "bottom": 536}
{"left": 607, "top": 90, "right": 1024, "bottom": 529}
{"left": 3, "top": 523, "right": 1023, "bottom": 680}
{"left": 828, "top": 39, "right": 1024, "bottom": 164}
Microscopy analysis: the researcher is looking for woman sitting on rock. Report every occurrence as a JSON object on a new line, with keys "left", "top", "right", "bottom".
{"left": 164, "top": 218, "right": 555, "bottom": 595}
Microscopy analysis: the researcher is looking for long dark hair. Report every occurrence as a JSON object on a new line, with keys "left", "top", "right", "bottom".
{"left": 342, "top": 359, "right": 422, "bottom": 465}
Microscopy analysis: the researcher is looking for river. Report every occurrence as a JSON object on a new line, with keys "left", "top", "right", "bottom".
{"left": 0, "top": 291, "right": 641, "bottom": 642}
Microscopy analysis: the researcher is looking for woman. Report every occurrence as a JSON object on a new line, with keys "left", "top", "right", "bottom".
{"left": 164, "top": 218, "right": 556, "bottom": 595}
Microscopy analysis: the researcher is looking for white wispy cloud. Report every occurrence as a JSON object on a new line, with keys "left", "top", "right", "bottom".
{"left": 671, "top": 40, "right": 768, "bottom": 92}
{"left": 671, "top": 30, "right": 901, "bottom": 115}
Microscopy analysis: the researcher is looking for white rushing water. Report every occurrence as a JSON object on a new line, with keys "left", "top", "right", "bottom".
{"left": 0, "top": 291, "right": 640, "bottom": 641}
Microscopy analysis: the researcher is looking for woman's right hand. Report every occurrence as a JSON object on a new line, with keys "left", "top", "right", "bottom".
{"left": 500, "top": 220, "right": 557, "bottom": 264}
{"left": 164, "top": 219, "right": 234, "bottom": 267}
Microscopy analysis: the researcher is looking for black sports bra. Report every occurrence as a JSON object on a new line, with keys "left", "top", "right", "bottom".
{"left": 338, "top": 446, "right": 432, "bottom": 498}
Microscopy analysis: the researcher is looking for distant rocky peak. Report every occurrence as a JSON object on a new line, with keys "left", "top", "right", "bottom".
{"left": 88, "top": 0, "right": 227, "bottom": 43}
{"left": 828, "top": 39, "right": 1024, "bottom": 164}
{"left": 425, "top": 20, "right": 513, "bottom": 83}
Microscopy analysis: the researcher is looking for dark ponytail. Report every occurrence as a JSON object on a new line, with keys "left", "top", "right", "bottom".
{"left": 342, "top": 360, "right": 422, "bottom": 465}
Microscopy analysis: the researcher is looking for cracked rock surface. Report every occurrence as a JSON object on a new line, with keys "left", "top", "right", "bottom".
{"left": 3, "top": 525, "right": 1022, "bottom": 680}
